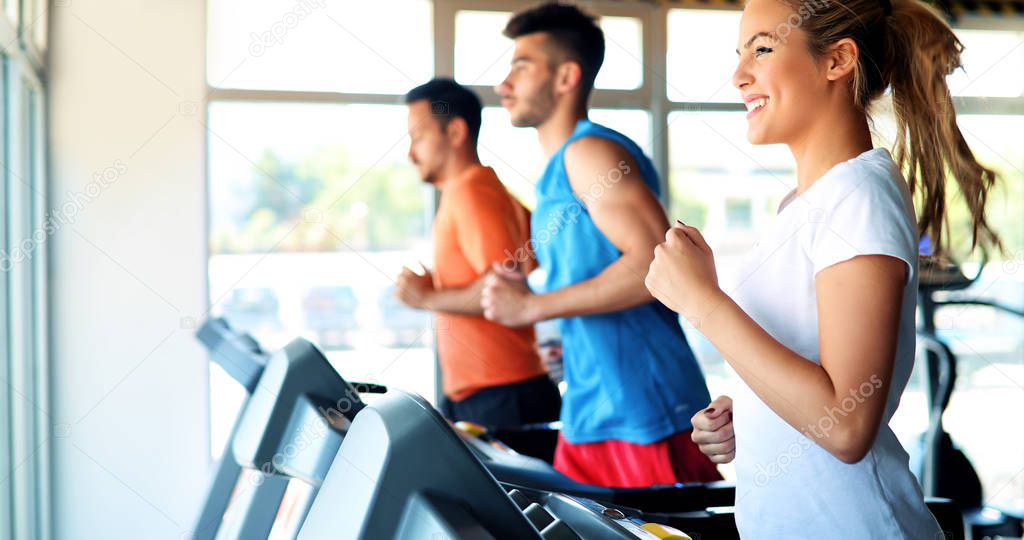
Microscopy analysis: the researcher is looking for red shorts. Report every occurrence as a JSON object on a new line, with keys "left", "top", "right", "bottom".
{"left": 553, "top": 430, "right": 723, "bottom": 488}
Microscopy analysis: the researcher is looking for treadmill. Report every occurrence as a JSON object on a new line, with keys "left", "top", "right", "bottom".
{"left": 915, "top": 256, "right": 1024, "bottom": 538}
{"left": 300, "top": 390, "right": 701, "bottom": 540}
{"left": 194, "top": 319, "right": 964, "bottom": 538}
{"left": 190, "top": 318, "right": 383, "bottom": 539}
{"left": 193, "top": 319, "right": 734, "bottom": 521}
{"left": 302, "top": 390, "right": 967, "bottom": 540}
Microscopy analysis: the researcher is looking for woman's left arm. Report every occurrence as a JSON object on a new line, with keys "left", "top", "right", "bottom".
{"left": 646, "top": 223, "right": 906, "bottom": 464}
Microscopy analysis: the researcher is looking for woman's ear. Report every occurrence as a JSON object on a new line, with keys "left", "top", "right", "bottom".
{"left": 825, "top": 37, "right": 859, "bottom": 81}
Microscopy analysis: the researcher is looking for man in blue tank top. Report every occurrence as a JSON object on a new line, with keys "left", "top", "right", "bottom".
{"left": 481, "top": 2, "right": 722, "bottom": 487}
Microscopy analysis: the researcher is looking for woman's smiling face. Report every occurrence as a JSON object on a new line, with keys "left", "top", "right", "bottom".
{"left": 733, "top": 0, "right": 833, "bottom": 146}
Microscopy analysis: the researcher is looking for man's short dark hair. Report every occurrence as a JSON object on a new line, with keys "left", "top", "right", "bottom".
{"left": 503, "top": 2, "right": 605, "bottom": 98}
{"left": 404, "top": 78, "right": 483, "bottom": 144}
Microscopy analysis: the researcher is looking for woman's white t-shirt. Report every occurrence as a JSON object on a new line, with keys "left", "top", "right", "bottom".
{"left": 728, "top": 148, "right": 941, "bottom": 538}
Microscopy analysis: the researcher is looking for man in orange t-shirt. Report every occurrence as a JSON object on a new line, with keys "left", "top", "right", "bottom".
{"left": 395, "top": 78, "right": 561, "bottom": 462}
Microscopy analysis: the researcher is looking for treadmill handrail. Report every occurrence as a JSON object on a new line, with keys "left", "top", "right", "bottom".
{"left": 196, "top": 318, "right": 268, "bottom": 393}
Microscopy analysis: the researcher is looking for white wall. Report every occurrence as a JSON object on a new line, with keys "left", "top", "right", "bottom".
{"left": 48, "top": 0, "right": 210, "bottom": 538}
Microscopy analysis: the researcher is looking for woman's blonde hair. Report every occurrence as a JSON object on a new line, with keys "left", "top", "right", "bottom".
{"left": 778, "top": 0, "right": 1002, "bottom": 255}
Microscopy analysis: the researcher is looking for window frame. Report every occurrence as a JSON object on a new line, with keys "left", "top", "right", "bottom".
{"left": 2, "top": 0, "right": 49, "bottom": 535}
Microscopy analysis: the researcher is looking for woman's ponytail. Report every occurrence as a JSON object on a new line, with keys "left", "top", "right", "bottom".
{"left": 885, "top": 0, "right": 1002, "bottom": 254}
{"left": 779, "top": 0, "right": 1003, "bottom": 255}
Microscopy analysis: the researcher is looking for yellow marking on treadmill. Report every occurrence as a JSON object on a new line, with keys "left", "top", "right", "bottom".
{"left": 453, "top": 421, "right": 487, "bottom": 437}
{"left": 640, "top": 522, "right": 692, "bottom": 540}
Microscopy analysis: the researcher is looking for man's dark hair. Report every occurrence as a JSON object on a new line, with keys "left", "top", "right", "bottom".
{"left": 503, "top": 2, "right": 605, "bottom": 98}
{"left": 404, "top": 78, "right": 483, "bottom": 144}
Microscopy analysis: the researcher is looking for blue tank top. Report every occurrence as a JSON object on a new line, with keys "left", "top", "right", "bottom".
{"left": 533, "top": 119, "right": 711, "bottom": 444}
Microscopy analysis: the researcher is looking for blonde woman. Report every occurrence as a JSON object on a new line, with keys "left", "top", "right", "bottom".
{"left": 645, "top": 0, "right": 1002, "bottom": 536}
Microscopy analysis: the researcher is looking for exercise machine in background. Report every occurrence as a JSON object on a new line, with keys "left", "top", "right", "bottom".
{"left": 915, "top": 255, "right": 1024, "bottom": 539}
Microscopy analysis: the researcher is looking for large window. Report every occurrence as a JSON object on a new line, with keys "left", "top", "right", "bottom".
{"left": 667, "top": 9, "right": 742, "bottom": 102}
{"left": 207, "top": 0, "right": 433, "bottom": 93}
{"left": 204, "top": 2, "right": 657, "bottom": 458}
{"left": 948, "top": 28, "right": 1024, "bottom": 97}
{"left": 454, "top": 9, "right": 643, "bottom": 90}
{"left": 206, "top": 1, "right": 1024, "bottom": 506}
{"left": 204, "top": 101, "right": 435, "bottom": 451}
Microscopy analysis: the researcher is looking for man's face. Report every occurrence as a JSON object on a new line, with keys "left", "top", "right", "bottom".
{"left": 406, "top": 100, "right": 450, "bottom": 184}
{"left": 494, "top": 33, "right": 558, "bottom": 128}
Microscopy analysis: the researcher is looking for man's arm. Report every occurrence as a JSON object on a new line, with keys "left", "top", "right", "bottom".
{"left": 530, "top": 136, "right": 668, "bottom": 321}
{"left": 424, "top": 276, "right": 487, "bottom": 315}
{"left": 396, "top": 267, "right": 486, "bottom": 316}
{"left": 400, "top": 177, "right": 531, "bottom": 318}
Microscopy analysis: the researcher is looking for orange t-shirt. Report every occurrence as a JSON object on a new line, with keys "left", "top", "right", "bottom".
{"left": 433, "top": 165, "right": 544, "bottom": 401}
